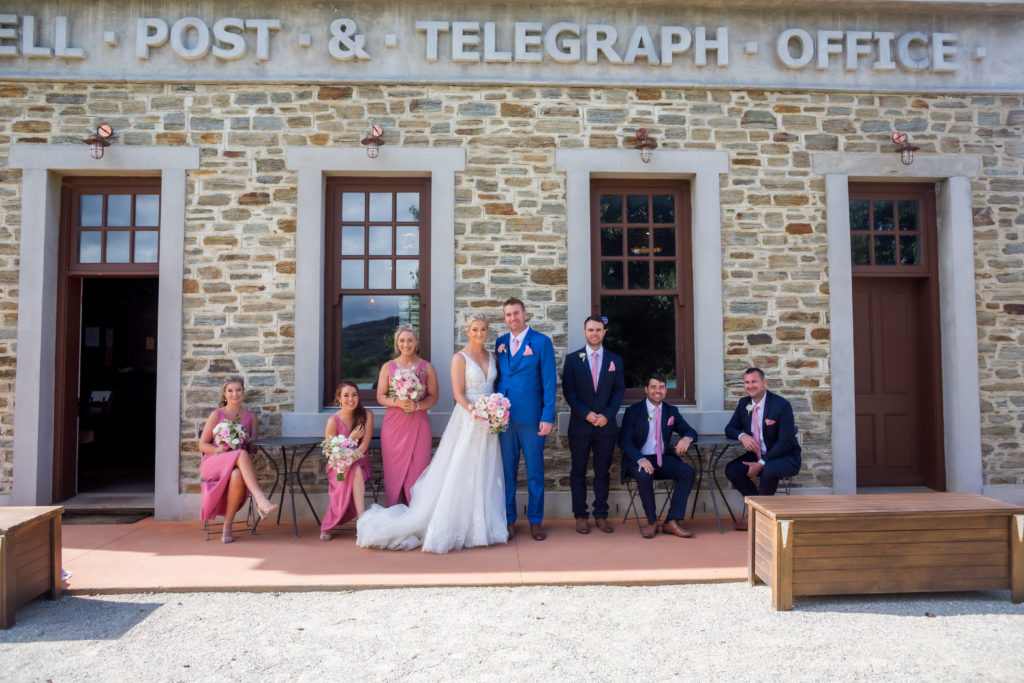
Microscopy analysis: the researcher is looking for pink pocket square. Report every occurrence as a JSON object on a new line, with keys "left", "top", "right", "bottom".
{"left": 765, "top": 419, "right": 776, "bottom": 426}
{"left": 667, "top": 416, "right": 675, "bottom": 426}
{"left": 608, "top": 361, "right": 616, "bottom": 371}
{"left": 523, "top": 346, "right": 534, "bottom": 356}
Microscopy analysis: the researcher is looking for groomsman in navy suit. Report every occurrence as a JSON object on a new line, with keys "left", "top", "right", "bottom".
{"left": 495, "top": 297, "right": 557, "bottom": 541}
{"left": 562, "top": 316, "right": 625, "bottom": 534}
{"left": 619, "top": 373, "right": 697, "bottom": 539}
{"left": 724, "top": 367, "right": 801, "bottom": 531}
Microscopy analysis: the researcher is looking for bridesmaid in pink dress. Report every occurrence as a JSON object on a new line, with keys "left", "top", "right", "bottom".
{"left": 198, "top": 375, "right": 278, "bottom": 543}
{"left": 320, "top": 381, "right": 374, "bottom": 542}
{"left": 375, "top": 325, "right": 440, "bottom": 506}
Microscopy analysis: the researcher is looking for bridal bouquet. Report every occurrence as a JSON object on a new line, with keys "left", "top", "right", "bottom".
{"left": 471, "top": 393, "right": 512, "bottom": 434}
{"left": 212, "top": 420, "right": 247, "bottom": 451}
{"left": 322, "top": 435, "right": 362, "bottom": 482}
{"left": 387, "top": 368, "right": 425, "bottom": 402}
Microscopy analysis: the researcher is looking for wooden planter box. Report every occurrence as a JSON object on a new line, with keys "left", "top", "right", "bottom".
{"left": 0, "top": 506, "right": 64, "bottom": 628}
{"left": 747, "top": 493, "right": 1024, "bottom": 611}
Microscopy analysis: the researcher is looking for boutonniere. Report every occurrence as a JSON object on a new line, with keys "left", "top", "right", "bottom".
{"left": 578, "top": 352, "right": 586, "bottom": 362}
{"left": 498, "top": 343, "right": 507, "bottom": 354}
{"left": 523, "top": 345, "right": 534, "bottom": 356}
{"left": 647, "top": 412, "right": 654, "bottom": 422}
{"left": 608, "top": 361, "right": 616, "bottom": 372}
{"left": 746, "top": 403, "right": 754, "bottom": 414}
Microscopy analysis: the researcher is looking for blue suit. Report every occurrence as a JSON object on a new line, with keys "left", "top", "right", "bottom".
{"left": 562, "top": 347, "right": 625, "bottom": 519}
{"left": 619, "top": 400, "right": 697, "bottom": 524}
{"left": 723, "top": 391, "right": 801, "bottom": 496}
{"left": 495, "top": 328, "right": 557, "bottom": 524}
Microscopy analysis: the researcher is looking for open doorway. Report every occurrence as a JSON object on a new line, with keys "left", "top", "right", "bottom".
{"left": 76, "top": 278, "right": 159, "bottom": 494}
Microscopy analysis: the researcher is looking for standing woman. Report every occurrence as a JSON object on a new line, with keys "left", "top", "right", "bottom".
{"left": 376, "top": 325, "right": 440, "bottom": 506}
{"left": 320, "top": 381, "right": 374, "bottom": 542}
{"left": 199, "top": 375, "right": 278, "bottom": 543}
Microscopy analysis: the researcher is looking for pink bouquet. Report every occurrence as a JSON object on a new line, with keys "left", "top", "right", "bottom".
{"left": 471, "top": 393, "right": 512, "bottom": 434}
{"left": 322, "top": 435, "right": 362, "bottom": 482}
{"left": 212, "top": 420, "right": 247, "bottom": 451}
{"left": 387, "top": 368, "right": 425, "bottom": 402}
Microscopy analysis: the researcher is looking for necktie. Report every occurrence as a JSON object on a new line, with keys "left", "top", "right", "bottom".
{"left": 512, "top": 336, "right": 519, "bottom": 355}
{"left": 752, "top": 405, "right": 761, "bottom": 456}
{"left": 590, "top": 351, "right": 600, "bottom": 390}
{"left": 654, "top": 405, "right": 663, "bottom": 467}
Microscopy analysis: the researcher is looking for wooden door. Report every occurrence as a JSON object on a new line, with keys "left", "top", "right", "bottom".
{"left": 850, "top": 184, "right": 944, "bottom": 490}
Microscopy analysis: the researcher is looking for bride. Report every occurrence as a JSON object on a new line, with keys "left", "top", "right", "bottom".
{"left": 356, "top": 313, "right": 509, "bottom": 553}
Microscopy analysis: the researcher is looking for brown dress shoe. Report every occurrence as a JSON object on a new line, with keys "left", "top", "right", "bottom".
{"left": 575, "top": 518, "right": 590, "bottom": 534}
{"left": 530, "top": 523, "right": 546, "bottom": 541}
{"left": 507, "top": 523, "right": 517, "bottom": 540}
{"left": 640, "top": 523, "right": 657, "bottom": 538}
{"left": 594, "top": 518, "right": 614, "bottom": 533}
{"left": 662, "top": 519, "right": 694, "bottom": 538}
{"left": 733, "top": 520, "right": 748, "bottom": 532}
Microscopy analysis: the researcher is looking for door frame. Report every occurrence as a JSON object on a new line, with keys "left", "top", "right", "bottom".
{"left": 10, "top": 145, "right": 198, "bottom": 518}
{"left": 813, "top": 152, "right": 983, "bottom": 495}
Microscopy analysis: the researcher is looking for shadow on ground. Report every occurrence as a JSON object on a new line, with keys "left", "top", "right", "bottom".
{"left": 0, "top": 597, "right": 162, "bottom": 642}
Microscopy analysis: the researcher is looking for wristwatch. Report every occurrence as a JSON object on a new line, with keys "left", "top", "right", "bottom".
{"left": 757, "top": 458, "right": 766, "bottom": 466}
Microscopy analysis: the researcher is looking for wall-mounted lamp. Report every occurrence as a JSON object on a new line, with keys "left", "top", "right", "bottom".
{"left": 361, "top": 124, "right": 385, "bottom": 159}
{"left": 84, "top": 124, "right": 115, "bottom": 159}
{"left": 891, "top": 131, "right": 919, "bottom": 166}
{"left": 635, "top": 128, "right": 657, "bottom": 164}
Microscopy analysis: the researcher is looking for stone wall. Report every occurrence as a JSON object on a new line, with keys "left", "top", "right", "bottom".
{"left": 0, "top": 81, "right": 1021, "bottom": 496}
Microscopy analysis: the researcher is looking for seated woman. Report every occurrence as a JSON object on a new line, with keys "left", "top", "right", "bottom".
{"left": 320, "top": 381, "right": 374, "bottom": 542}
{"left": 198, "top": 375, "right": 278, "bottom": 543}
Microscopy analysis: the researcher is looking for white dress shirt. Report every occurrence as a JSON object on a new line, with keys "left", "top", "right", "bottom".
{"left": 640, "top": 398, "right": 661, "bottom": 457}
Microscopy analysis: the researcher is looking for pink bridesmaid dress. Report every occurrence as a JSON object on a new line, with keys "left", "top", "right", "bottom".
{"left": 320, "top": 415, "right": 372, "bottom": 533}
{"left": 199, "top": 410, "right": 256, "bottom": 521}
{"left": 381, "top": 359, "right": 432, "bottom": 506}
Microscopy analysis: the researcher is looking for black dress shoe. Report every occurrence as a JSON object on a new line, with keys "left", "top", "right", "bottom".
{"left": 594, "top": 518, "right": 614, "bottom": 533}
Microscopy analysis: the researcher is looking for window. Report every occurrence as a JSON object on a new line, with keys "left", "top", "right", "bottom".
{"left": 324, "top": 178, "right": 430, "bottom": 405}
{"left": 63, "top": 179, "right": 161, "bottom": 275}
{"left": 848, "top": 184, "right": 934, "bottom": 274}
{"left": 591, "top": 180, "right": 694, "bottom": 402}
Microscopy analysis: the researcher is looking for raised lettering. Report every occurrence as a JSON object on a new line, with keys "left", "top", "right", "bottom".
{"left": 416, "top": 20, "right": 448, "bottom": 62}
{"left": 514, "top": 22, "right": 542, "bottom": 62}
{"left": 695, "top": 26, "right": 728, "bottom": 67}
{"left": 328, "top": 18, "right": 369, "bottom": 61}
{"left": 777, "top": 28, "right": 813, "bottom": 69}
{"left": 623, "top": 26, "right": 659, "bottom": 65}
{"left": 896, "top": 31, "right": 929, "bottom": 71}
{"left": 212, "top": 18, "right": 246, "bottom": 61}
{"left": 586, "top": 24, "right": 622, "bottom": 65}
{"left": 245, "top": 19, "right": 279, "bottom": 61}
{"left": 816, "top": 29, "right": 843, "bottom": 69}
{"left": 137, "top": 18, "right": 168, "bottom": 60}
{"left": 931, "top": 32, "right": 957, "bottom": 72}
{"left": 872, "top": 32, "right": 896, "bottom": 72}
{"left": 660, "top": 26, "right": 691, "bottom": 66}
{"left": 22, "top": 15, "right": 52, "bottom": 58}
{"left": 451, "top": 21, "right": 479, "bottom": 62}
{"left": 844, "top": 30, "right": 872, "bottom": 71}
{"left": 483, "top": 22, "right": 511, "bottom": 63}
{"left": 54, "top": 16, "right": 85, "bottom": 59}
{"left": 544, "top": 22, "right": 580, "bottom": 63}
{"left": 0, "top": 14, "right": 16, "bottom": 57}
{"left": 170, "top": 17, "right": 210, "bottom": 60}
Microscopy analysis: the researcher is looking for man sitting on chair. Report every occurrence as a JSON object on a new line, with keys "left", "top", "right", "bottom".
{"left": 724, "top": 367, "right": 801, "bottom": 531}
{"left": 619, "top": 373, "right": 697, "bottom": 539}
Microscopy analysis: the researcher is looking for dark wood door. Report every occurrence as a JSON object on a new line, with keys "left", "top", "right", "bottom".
{"left": 850, "top": 183, "right": 944, "bottom": 490}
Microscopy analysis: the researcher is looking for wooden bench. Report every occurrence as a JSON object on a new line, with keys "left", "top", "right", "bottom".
{"left": 747, "top": 493, "right": 1024, "bottom": 611}
{"left": 0, "top": 506, "right": 64, "bottom": 628}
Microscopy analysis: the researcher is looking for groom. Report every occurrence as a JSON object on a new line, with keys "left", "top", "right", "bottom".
{"left": 495, "top": 297, "right": 557, "bottom": 541}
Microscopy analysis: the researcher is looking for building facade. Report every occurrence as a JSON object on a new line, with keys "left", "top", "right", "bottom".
{"left": 1, "top": 0, "right": 1022, "bottom": 519}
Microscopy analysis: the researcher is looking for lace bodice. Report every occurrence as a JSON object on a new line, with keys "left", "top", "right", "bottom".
{"left": 460, "top": 351, "right": 496, "bottom": 402}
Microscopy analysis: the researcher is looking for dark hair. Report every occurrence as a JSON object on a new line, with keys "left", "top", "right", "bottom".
{"left": 502, "top": 297, "right": 526, "bottom": 311}
{"left": 334, "top": 381, "right": 368, "bottom": 430}
{"left": 583, "top": 315, "right": 606, "bottom": 328}
{"left": 645, "top": 373, "right": 668, "bottom": 386}
{"left": 744, "top": 367, "right": 765, "bottom": 380}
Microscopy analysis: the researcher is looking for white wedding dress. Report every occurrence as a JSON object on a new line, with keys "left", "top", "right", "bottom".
{"left": 356, "top": 352, "right": 509, "bottom": 554}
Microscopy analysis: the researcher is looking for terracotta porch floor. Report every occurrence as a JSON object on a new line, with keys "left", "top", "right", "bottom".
{"left": 61, "top": 516, "right": 747, "bottom": 594}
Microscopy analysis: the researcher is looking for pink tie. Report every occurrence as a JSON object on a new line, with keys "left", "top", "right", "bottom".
{"left": 654, "top": 405, "right": 663, "bottom": 467}
{"left": 752, "top": 405, "right": 761, "bottom": 456}
{"left": 512, "top": 337, "right": 519, "bottom": 355}
{"left": 591, "top": 352, "right": 600, "bottom": 390}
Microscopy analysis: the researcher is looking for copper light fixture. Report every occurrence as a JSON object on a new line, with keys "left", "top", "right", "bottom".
{"left": 891, "top": 131, "right": 919, "bottom": 166}
{"left": 361, "top": 124, "right": 385, "bottom": 159}
{"left": 635, "top": 128, "right": 657, "bottom": 163}
{"left": 84, "top": 124, "right": 114, "bottom": 159}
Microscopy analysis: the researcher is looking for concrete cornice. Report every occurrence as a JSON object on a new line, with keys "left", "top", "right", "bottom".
{"left": 9, "top": 144, "right": 200, "bottom": 171}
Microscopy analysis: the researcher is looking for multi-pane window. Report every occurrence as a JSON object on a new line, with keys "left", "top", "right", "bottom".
{"left": 591, "top": 180, "right": 694, "bottom": 402}
{"left": 324, "top": 178, "right": 430, "bottom": 404}
{"left": 849, "top": 184, "right": 933, "bottom": 274}
{"left": 64, "top": 180, "right": 161, "bottom": 274}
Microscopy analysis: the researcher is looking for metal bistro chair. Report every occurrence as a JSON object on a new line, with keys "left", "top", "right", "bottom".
{"left": 364, "top": 436, "right": 383, "bottom": 505}
{"left": 621, "top": 472, "right": 678, "bottom": 530}
{"left": 198, "top": 427, "right": 256, "bottom": 540}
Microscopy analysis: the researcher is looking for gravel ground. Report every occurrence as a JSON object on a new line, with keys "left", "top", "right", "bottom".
{"left": 2, "top": 584, "right": 1023, "bottom": 682}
